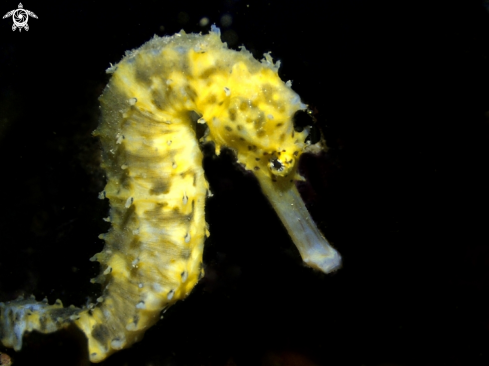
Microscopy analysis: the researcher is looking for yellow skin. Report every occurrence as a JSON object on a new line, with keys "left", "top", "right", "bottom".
{"left": 0, "top": 26, "right": 341, "bottom": 362}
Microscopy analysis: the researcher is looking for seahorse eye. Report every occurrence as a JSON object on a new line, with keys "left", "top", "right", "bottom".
{"left": 270, "top": 158, "right": 284, "bottom": 171}
{"left": 268, "top": 157, "right": 293, "bottom": 177}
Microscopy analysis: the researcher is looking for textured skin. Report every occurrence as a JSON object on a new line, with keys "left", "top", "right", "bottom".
{"left": 0, "top": 26, "right": 341, "bottom": 362}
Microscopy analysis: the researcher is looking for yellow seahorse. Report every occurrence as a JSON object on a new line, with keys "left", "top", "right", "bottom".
{"left": 0, "top": 26, "right": 341, "bottom": 362}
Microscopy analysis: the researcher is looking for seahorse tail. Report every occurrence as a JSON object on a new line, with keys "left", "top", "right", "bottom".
{"left": 0, "top": 296, "right": 81, "bottom": 351}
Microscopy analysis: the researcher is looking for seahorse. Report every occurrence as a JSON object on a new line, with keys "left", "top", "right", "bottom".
{"left": 0, "top": 26, "right": 341, "bottom": 362}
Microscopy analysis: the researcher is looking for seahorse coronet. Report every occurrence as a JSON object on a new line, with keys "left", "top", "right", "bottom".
{"left": 0, "top": 25, "right": 341, "bottom": 362}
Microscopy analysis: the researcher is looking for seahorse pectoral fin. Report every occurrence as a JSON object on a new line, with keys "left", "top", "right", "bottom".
{"left": 256, "top": 175, "right": 342, "bottom": 274}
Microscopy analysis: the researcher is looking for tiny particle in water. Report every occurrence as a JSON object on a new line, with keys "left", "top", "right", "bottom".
{"left": 199, "top": 17, "right": 209, "bottom": 27}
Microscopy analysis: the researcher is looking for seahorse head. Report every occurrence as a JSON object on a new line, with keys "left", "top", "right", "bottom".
{"left": 189, "top": 31, "right": 311, "bottom": 185}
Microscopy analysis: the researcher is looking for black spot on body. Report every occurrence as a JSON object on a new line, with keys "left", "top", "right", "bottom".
{"left": 225, "top": 126, "right": 232, "bottom": 132}
{"left": 253, "top": 112, "right": 265, "bottom": 130}
{"left": 144, "top": 203, "right": 193, "bottom": 225}
{"left": 184, "top": 85, "right": 198, "bottom": 102}
{"left": 92, "top": 324, "right": 111, "bottom": 345}
{"left": 207, "top": 94, "right": 217, "bottom": 104}
{"left": 229, "top": 108, "right": 237, "bottom": 121}
{"left": 129, "top": 237, "right": 142, "bottom": 250}
{"left": 181, "top": 249, "right": 191, "bottom": 260}
{"left": 135, "top": 68, "right": 153, "bottom": 87}
{"left": 150, "top": 179, "right": 170, "bottom": 195}
{"left": 39, "top": 315, "right": 47, "bottom": 331}
{"left": 151, "top": 89, "right": 169, "bottom": 111}
{"left": 120, "top": 204, "right": 136, "bottom": 229}
{"left": 200, "top": 67, "right": 217, "bottom": 79}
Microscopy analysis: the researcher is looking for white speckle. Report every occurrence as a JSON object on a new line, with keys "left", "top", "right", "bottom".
{"left": 166, "top": 79, "right": 173, "bottom": 85}
{"left": 121, "top": 164, "right": 128, "bottom": 170}
{"left": 97, "top": 297, "right": 104, "bottom": 303}
{"left": 220, "top": 14, "right": 233, "bottom": 27}
{"left": 199, "top": 17, "right": 209, "bottom": 26}
{"left": 286, "top": 80, "right": 293, "bottom": 87}
{"left": 125, "top": 197, "right": 133, "bottom": 208}
{"left": 126, "top": 323, "right": 137, "bottom": 331}
{"left": 185, "top": 233, "right": 191, "bottom": 243}
{"left": 167, "top": 140, "right": 172, "bottom": 145}
{"left": 224, "top": 87, "right": 231, "bottom": 96}
{"left": 172, "top": 162, "right": 177, "bottom": 169}
{"left": 128, "top": 98, "right": 137, "bottom": 106}
{"left": 181, "top": 271, "right": 188, "bottom": 282}
{"left": 111, "top": 338, "right": 125, "bottom": 350}
{"left": 183, "top": 194, "right": 188, "bottom": 205}
{"left": 197, "top": 117, "right": 206, "bottom": 124}
{"left": 103, "top": 216, "right": 110, "bottom": 222}
{"left": 116, "top": 134, "right": 123, "bottom": 144}
{"left": 267, "top": 114, "right": 274, "bottom": 119}
{"left": 103, "top": 266, "right": 112, "bottom": 275}
{"left": 69, "top": 314, "right": 80, "bottom": 321}
{"left": 152, "top": 283, "right": 163, "bottom": 292}
{"left": 132, "top": 228, "right": 140, "bottom": 235}
{"left": 194, "top": 42, "right": 207, "bottom": 53}
{"left": 163, "top": 120, "right": 172, "bottom": 124}
{"left": 136, "top": 301, "right": 146, "bottom": 309}
{"left": 167, "top": 290, "right": 175, "bottom": 300}
{"left": 132, "top": 258, "right": 139, "bottom": 268}
{"left": 138, "top": 283, "right": 143, "bottom": 288}
{"left": 98, "top": 191, "right": 105, "bottom": 200}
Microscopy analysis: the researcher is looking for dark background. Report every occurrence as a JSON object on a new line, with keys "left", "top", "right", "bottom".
{"left": 1, "top": 0, "right": 489, "bottom": 365}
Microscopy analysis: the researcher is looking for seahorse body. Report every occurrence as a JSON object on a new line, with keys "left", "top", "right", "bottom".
{"left": 0, "top": 26, "right": 341, "bottom": 362}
